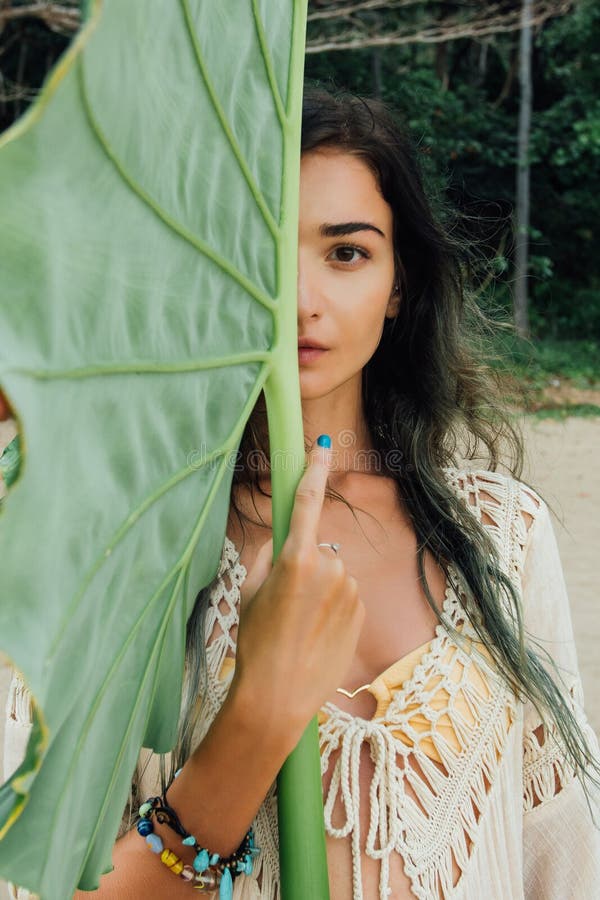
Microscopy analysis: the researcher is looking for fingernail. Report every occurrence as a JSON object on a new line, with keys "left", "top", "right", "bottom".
{"left": 316, "top": 434, "right": 331, "bottom": 449}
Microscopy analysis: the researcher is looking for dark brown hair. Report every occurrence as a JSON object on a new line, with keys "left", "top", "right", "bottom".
{"left": 170, "top": 84, "right": 598, "bottom": 804}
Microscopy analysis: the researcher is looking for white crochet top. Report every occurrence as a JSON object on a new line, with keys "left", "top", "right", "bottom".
{"left": 4, "top": 468, "right": 600, "bottom": 899}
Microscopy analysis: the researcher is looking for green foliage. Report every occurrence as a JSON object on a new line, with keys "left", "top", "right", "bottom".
{"left": 525, "top": 0, "right": 600, "bottom": 335}
{"left": 528, "top": 279, "right": 600, "bottom": 340}
{"left": 0, "top": 3, "right": 326, "bottom": 898}
{"left": 3, "top": 5, "right": 599, "bottom": 341}
{"left": 482, "top": 330, "right": 600, "bottom": 418}
{"left": 531, "top": 403, "right": 600, "bottom": 420}
{"left": 487, "top": 332, "right": 600, "bottom": 387}
{"left": 305, "top": 0, "right": 600, "bottom": 340}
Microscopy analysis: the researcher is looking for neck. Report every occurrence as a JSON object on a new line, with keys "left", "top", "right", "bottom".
{"left": 300, "top": 377, "right": 379, "bottom": 481}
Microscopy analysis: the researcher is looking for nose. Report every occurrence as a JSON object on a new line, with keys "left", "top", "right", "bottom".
{"left": 297, "top": 253, "right": 321, "bottom": 321}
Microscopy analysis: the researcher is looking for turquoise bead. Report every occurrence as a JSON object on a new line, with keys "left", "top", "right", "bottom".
{"left": 193, "top": 848, "right": 210, "bottom": 873}
{"left": 145, "top": 833, "right": 163, "bottom": 854}
{"left": 219, "top": 867, "right": 233, "bottom": 900}
{"left": 210, "top": 852, "right": 220, "bottom": 866}
{"left": 182, "top": 835, "right": 196, "bottom": 846}
{"left": 244, "top": 855, "right": 253, "bottom": 875}
{"left": 138, "top": 802, "right": 152, "bottom": 817}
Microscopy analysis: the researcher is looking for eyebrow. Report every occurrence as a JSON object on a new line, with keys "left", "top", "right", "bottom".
{"left": 319, "top": 221, "right": 386, "bottom": 239}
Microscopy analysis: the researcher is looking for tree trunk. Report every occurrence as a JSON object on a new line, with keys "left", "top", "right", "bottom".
{"left": 514, "top": 0, "right": 533, "bottom": 340}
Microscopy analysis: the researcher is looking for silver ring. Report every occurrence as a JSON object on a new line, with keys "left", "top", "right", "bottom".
{"left": 317, "top": 542, "right": 341, "bottom": 554}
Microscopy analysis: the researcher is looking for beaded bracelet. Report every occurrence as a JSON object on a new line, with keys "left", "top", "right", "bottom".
{"left": 136, "top": 793, "right": 259, "bottom": 898}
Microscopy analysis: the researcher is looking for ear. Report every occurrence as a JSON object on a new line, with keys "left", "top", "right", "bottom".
{"left": 385, "top": 284, "right": 401, "bottom": 319}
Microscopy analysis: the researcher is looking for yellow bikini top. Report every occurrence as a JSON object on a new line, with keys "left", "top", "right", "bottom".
{"left": 217, "top": 629, "right": 501, "bottom": 766}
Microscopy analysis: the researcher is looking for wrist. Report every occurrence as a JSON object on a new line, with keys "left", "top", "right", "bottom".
{"left": 225, "top": 673, "right": 304, "bottom": 760}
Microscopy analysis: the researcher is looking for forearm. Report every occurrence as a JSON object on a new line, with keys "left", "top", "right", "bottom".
{"left": 73, "top": 829, "right": 190, "bottom": 900}
{"left": 73, "top": 679, "right": 299, "bottom": 898}
{"left": 165, "top": 677, "right": 298, "bottom": 856}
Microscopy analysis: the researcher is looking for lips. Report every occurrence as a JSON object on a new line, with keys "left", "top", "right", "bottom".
{"left": 298, "top": 346, "right": 328, "bottom": 364}
{"left": 297, "top": 339, "right": 329, "bottom": 350}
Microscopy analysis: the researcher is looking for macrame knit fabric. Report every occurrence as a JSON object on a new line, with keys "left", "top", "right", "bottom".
{"left": 4, "top": 468, "right": 600, "bottom": 899}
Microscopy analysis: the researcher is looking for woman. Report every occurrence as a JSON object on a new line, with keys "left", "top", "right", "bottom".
{"left": 6, "top": 85, "right": 600, "bottom": 899}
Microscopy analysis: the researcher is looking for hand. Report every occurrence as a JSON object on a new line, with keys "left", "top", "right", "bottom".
{"left": 230, "top": 438, "right": 365, "bottom": 745}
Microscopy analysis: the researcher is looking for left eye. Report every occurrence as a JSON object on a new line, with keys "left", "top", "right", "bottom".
{"left": 329, "top": 245, "right": 368, "bottom": 264}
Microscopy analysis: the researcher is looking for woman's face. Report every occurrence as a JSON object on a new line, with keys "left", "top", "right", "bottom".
{"left": 297, "top": 148, "right": 399, "bottom": 400}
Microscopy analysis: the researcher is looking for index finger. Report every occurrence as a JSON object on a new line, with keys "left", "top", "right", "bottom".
{"left": 287, "top": 434, "right": 333, "bottom": 549}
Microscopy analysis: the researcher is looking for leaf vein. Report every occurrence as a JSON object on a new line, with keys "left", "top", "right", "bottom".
{"left": 46, "top": 362, "right": 270, "bottom": 662}
{"left": 180, "top": 0, "right": 280, "bottom": 240}
{"left": 9, "top": 352, "right": 271, "bottom": 380}
{"left": 48, "top": 452, "right": 231, "bottom": 886}
{"left": 77, "top": 60, "right": 275, "bottom": 314}
{"left": 251, "top": 0, "right": 287, "bottom": 130}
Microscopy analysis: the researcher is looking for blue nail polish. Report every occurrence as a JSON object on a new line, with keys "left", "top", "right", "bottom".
{"left": 316, "top": 434, "right": 331, "bottom": 449}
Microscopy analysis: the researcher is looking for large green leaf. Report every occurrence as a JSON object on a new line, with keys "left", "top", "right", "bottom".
{"left": 0, "top": 2, "right": 327, "bottom": 897}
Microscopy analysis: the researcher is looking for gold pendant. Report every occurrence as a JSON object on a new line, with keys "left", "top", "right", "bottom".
{"left": 336, "top": 683, "right": 371, "bottom": 699}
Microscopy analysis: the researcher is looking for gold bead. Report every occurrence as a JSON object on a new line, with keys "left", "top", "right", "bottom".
{"left": 160, "top": 848, "right": 183, "bottom": 874}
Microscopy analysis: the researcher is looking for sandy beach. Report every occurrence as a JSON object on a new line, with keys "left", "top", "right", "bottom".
{"left": 0, "top": 414, "right": 598, "bottom": 897}
{"left": 514, "top": 415, "right": 599, "bottom": 734}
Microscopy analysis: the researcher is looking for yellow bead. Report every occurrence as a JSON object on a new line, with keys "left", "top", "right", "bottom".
{"left": 161, "top": 849, "right": 182, "bottom": 871}
{"left": 171, "top": 858, "right": 184, "bottom": 875}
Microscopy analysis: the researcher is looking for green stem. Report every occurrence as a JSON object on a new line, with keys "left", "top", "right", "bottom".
{"left": 264, "top": 344, "right": 331, "bottom": 900}
{"left": 262, "top": 2, "right": 330, "bottom": 897}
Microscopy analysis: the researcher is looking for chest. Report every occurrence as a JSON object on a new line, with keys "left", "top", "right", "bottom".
{"left": 226, "top": 479, "right": 448, "bottom": 720}
{"left": 317, "top": 497, "right": 447, "bottom": 719}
